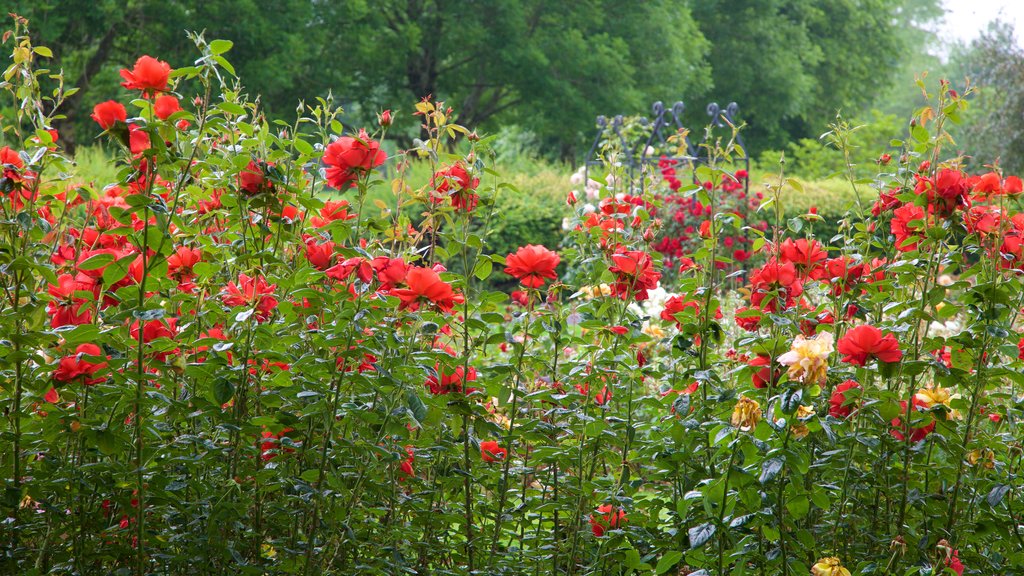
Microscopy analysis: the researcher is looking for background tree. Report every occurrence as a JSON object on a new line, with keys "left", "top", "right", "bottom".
{"left": 8, "top": 0, "right": 946, "bottom": 158}
{"left": 948, "top": 21, "right": 1024, "bottom": 174}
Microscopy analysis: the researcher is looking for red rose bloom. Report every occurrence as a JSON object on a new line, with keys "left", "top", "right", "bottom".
{"left": 431, "top": 162, "right": 480, "bottom": 212}
{"left": 371, "top": 257, "right": 409, "bottom": 290}
{"left": 128, "top": 124, "right": 151, "bottom": 156}
{"left": 222, "top": 274, "right": 278, "bottom": 322}
{"left": 829, "top": 380, "right": 861, "bottom": 418}
{"left": 734, "top": 306, "right": 763, "bottom": 332}
{"left": 748, "top": 259, "right": 802, "bottom": 312}
{"left": 425, "top": 363, "right": 477, "bottom": 395}
{"left": 119, "top": 55, "right": 172, "bottom": 93}
{"left": 91, "top": 101, "right": 127, "bottom": 129}
{"left": 504, "top": 244, "right": 560, "bottom": 288}
{"left": 779, "top": 238, "right": 827, "bottom": 279}
{"left": 837, "top": 325, "right": 903, "bottom": 366}
{"left": 945, "top": 550, "right": 964, "bottom": 576}
{"left": 480, "top": 440, "right": 507, "bottom": 463}
{"left": 589, "top": 504, "right": 627, "bottom": 537}
{"left": 608, "top": 249, "right": 661, "bottom": 301}
{"left": 239, "top": 160, "right": 272, "bottom": 195}
{"left": 391, "top": 267, "right": 462, "bottom": 313}
{"left": 310, "top": 200, "right": 355, "bottom": 227}
{"left": 323, "top": 128, "right": 386, "bottom": 189}
{"left": 153, "top": 95, "right": 182, "bottom": 120}
{"left": 891, "top": 203, "right": 926, "bottom": 252}
{"left": 398, "top": 446, "right": 415, "bottom": 481}
{"left": 890, "top": 398, "right": 935, "bottom": 442}
{"left": 823, "top": 256, "right": 865, "bottom": 296}
{"left": 53, "top": 344, "right": 108, "bottom": 385}
{"left": 749, "top": 354, "right": 782, "bottom": 389}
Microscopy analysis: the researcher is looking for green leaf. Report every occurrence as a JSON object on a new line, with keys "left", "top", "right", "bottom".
{"left": 406, "top": 390, "right": 427, "bottom": 424}
{"left": 209, "top": 39, "right": 234, "bottom": 55}
{"left": 293, "top": 137, "right": 314, "bottom": 156}
{"left": 77, "top": 253, "right": 115, "bottom": 271}
{"left": 212, "top": 379, "right": 235, "bottom": 405}
{"left": 688, "top": 522, "right": 716, "bottom": 549}
{"left": 987, "top": 484, "right": 1011, "bottom": 507}
{"left": 473, "top": 258, "right": 493, "bottom": 281}
{"left": 623, "top": 548, "right": 643, "bottom": 569}
{"left": 655, "top": 551, "right": 683, "bottom": 574}
{"left": 760, "top": 457, "right": 784, "bottom": 484}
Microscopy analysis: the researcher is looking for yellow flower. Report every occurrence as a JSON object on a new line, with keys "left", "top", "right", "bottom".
{"left": 776, "top": 332, "right": 834, "bottom": 385}
{"left": 790, "top": 405, "right": 815, "bottom": 439}
{"left": 811, "top": 557, "right": 851, "bottom": 576}
{"left": 580, "top": 284, "right": 613, "bottom": 299}
{"left": 642, "top": 322, "right": 667, "bottom": 340}
{"left": 914, "top": 386, "right": 952, "bottom": 409}
{"left": 731, "top": 395, "right": 762, "bottom": 431}
{"left": 967, "top": 448, "right": 995, "bottom": 469}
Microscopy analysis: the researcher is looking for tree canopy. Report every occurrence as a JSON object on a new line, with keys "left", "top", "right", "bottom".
{"left": 8, "top": 0, "right": 944, "bottom": 156}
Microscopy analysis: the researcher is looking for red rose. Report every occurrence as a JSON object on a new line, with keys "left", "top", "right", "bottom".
{"left": 890, "top": 203, "right": 926, "bottom": 252}
{"left": 304, "top": 239, "right": 336, "bottom": 270}
{"left": 371, "top": 257, "right": 409, "bottom": 290}
{"left": 425, "top": 363, "right": 477, "bottom": 395}
{"left": 153, "top": 95, "right": 182, "bottom": 120}
{"left": 779, "top": 238, "right": 827, "bottom": 279}
{"left": 829, "top": 380, "right": 861, "bottom": 418}
{"left": 837, "top": 325, "right": 902, "bottom": 366}
{"left": 1005, "top": 175, "right": 1023, "bottom": 194}
{"left": 128, "top": 124, "right": 151, "bottom": 156}
{"left": 398, "top": 446, "right": 415, "bottom": 481}
{"left": 890, "top": 398, "right": 935, "bottom": 442}
{"left": 480, "top": 440, "right": 507, "bottom": 463}
{"left": 378, "top": 109, "right": 392, "bottom": 128}
{"left": 945, "top": 550, "right": 964, "bottom": 576}
{"left": 823, "top": 257, "right": 865, "bottom": 296}
{"left": 431, "top": 163, "right": 480, "bottom": 212}
{"left": 239, "top": 160, "right": 271, "bottom": 195}
{"left": 504, "top": 244, "right": 560, "bottom": 288}
{"left": 91, "top": 101, "right": 127, "bottom": 129}
{"left": 119, "top": 55, "right": 172, "bottom": 93}
{"left": 309, "top": 200, "right": 355, "bottom": 227}
{"left": 323, "top": 128, "right": 386, "bottom": 189}
{"left": 749, "top": 354, "right": 781, "bottom": 389}
{"left": 390, "top": 267, "right": 462, "bottom": 313}
{"left": 53, "top": 343, "right": 108, "bottom": 385}
{"left": 589, "top": 504, "right": 626, "bottom": 537}
{"left": 734, "top": 306, "right": 762, "bottom": 332}
{"left": 748, "top": 259, "right": 802, "bottom": 312}
{"left": 608, "top": 248, "right": 661, "bottom": 302}
{"left": 221, "top": 274, "right": 278, "bottom": 322}
{"left": 699, "top": 219, "right": 711, "bottom": 238}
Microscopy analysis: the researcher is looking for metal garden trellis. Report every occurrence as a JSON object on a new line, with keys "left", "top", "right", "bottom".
{"left": 583, "top": 100, "right": 750, "bottom": 195}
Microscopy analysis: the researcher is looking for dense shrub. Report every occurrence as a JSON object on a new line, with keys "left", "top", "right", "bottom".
{"left": 2, "top": 20, "right": 1023, "bottom": 576}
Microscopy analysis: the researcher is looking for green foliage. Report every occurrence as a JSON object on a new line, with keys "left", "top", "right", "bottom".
{"left": 753, "top": 110, "right": 905, "bottom": 180}
{"left": 8, "top": 0, "right": 946, "bottom": 159}
{"left": 948, "top": 21, "right": 1024, "bottom": 174}
{"left": 485, "top": 175, "right": 566, "bottom": 269}
{"left": 690, "top": 0, "right": 934, "bottom": 154}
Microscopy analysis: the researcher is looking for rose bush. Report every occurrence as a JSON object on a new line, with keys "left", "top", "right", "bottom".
{"left": 0, "top": 18, "right": 1020, "bottom": 576}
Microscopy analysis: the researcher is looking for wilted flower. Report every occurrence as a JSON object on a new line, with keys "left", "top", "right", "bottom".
{"left": 791, "top": 405, "right": 815, "bottom": 439}
{"left": 811, "top": 557, "right": 851, "bottom": 576}
{"left": 731, "top": 395, "right": 761, "bottom": 431}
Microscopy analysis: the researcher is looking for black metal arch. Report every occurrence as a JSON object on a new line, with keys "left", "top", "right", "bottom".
{"left": 583, "top": 100, "right": 749, "bottom": 195}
